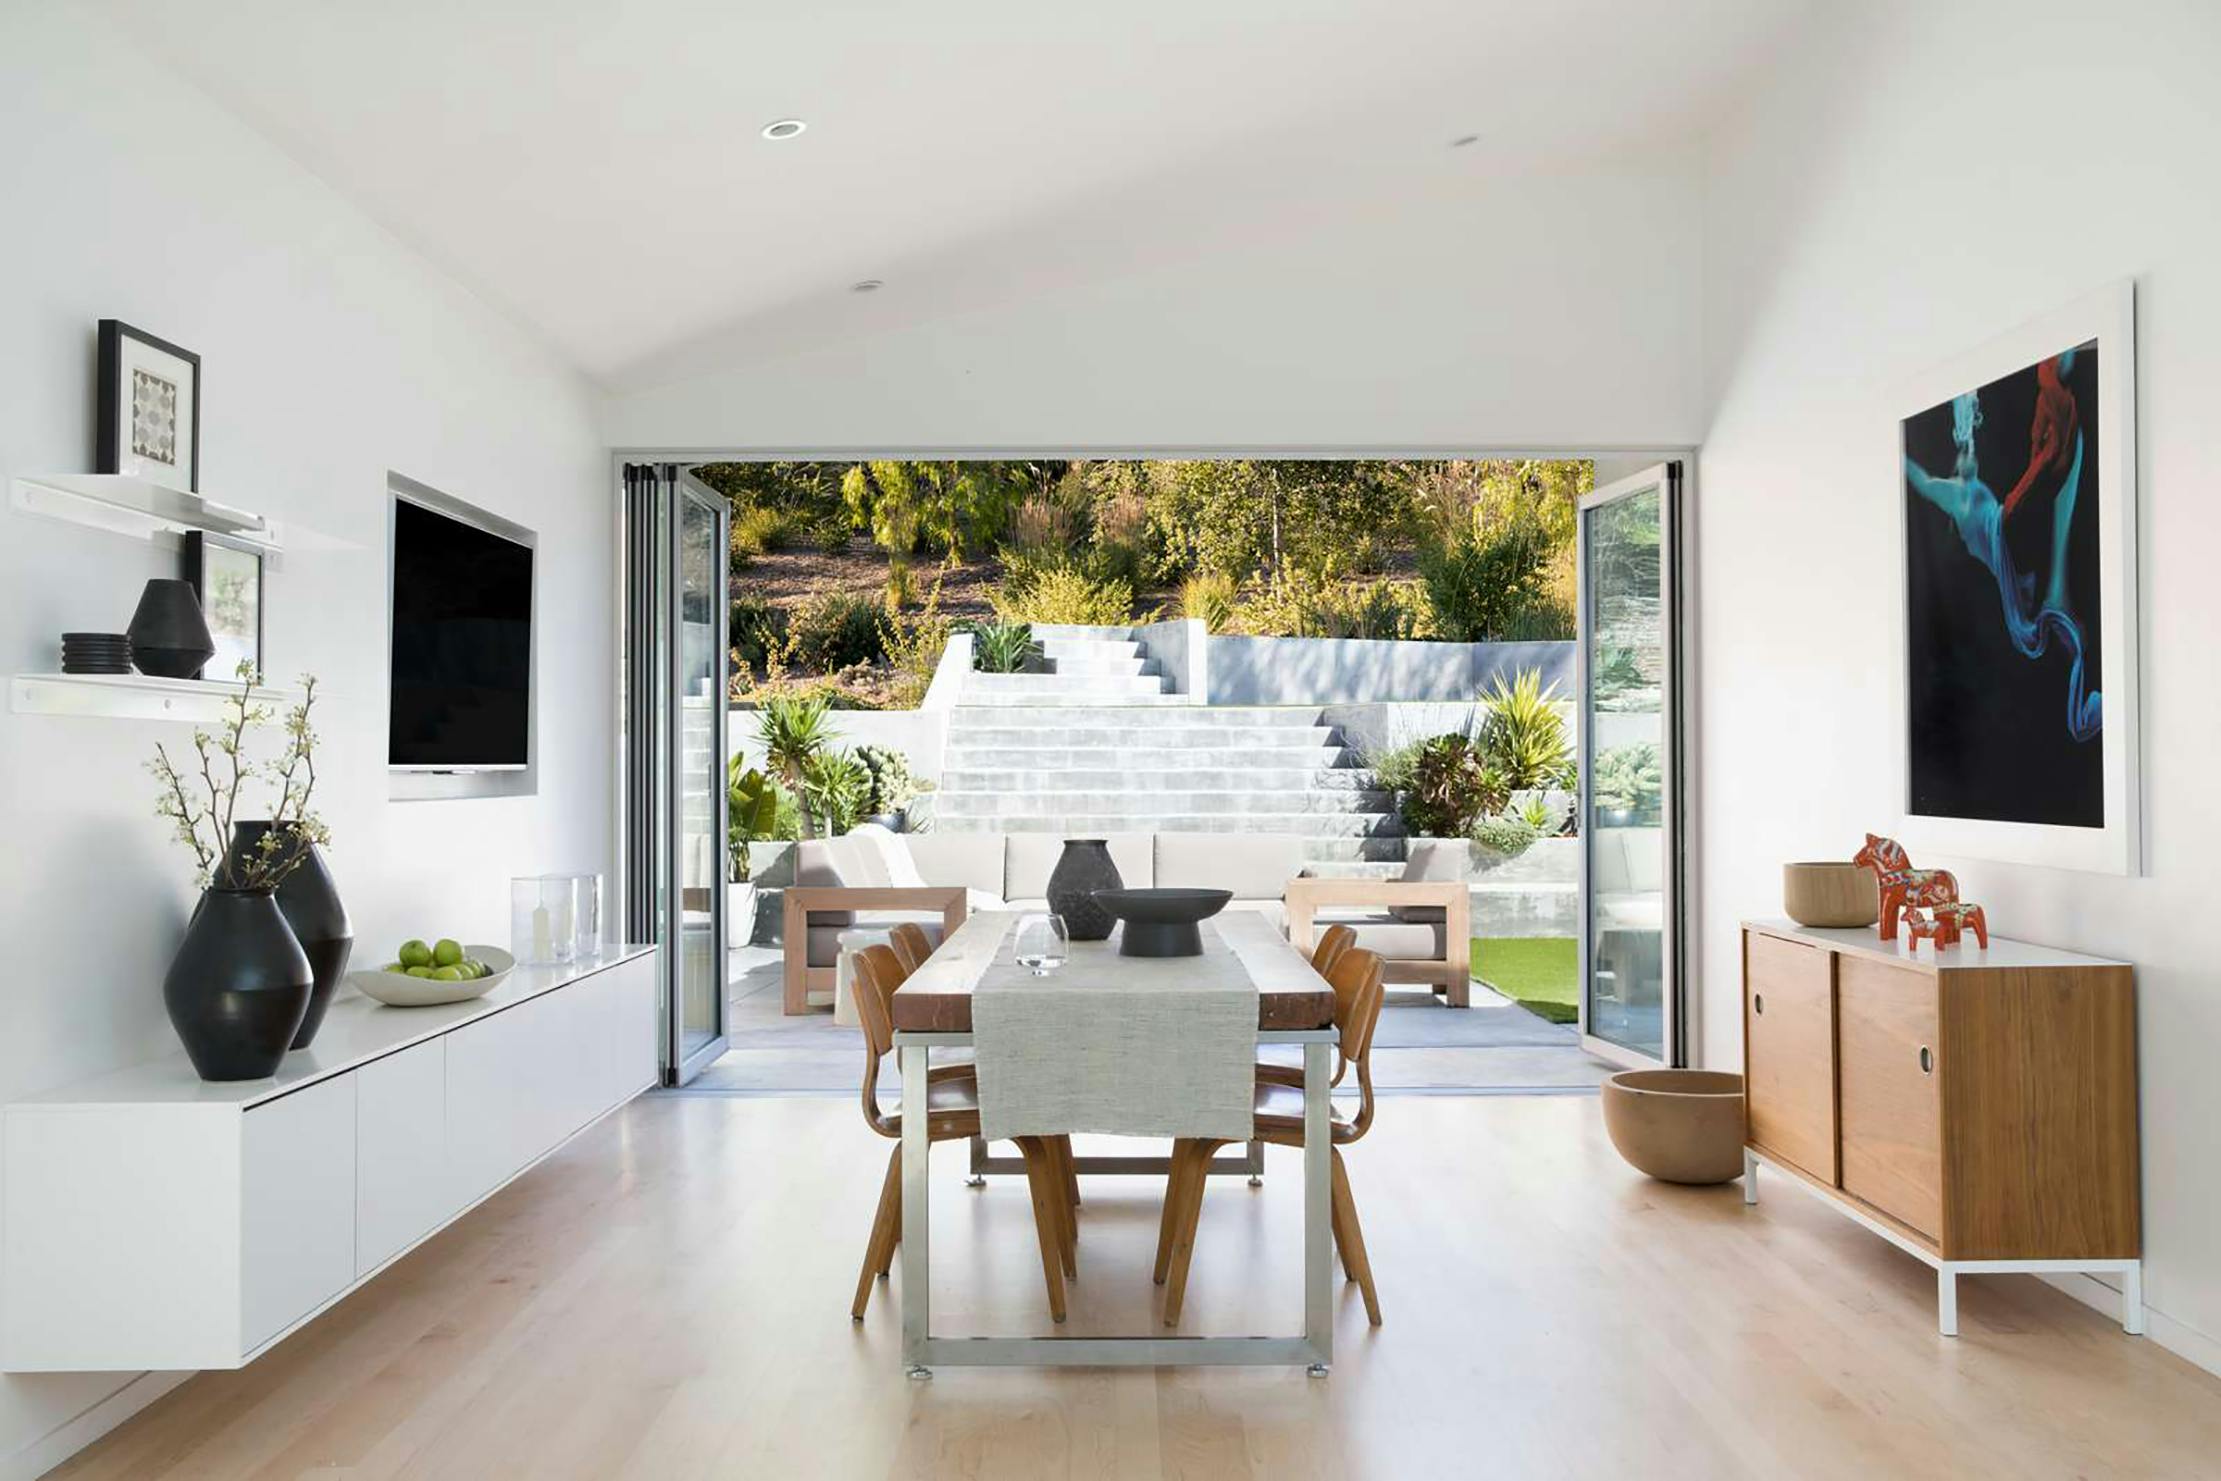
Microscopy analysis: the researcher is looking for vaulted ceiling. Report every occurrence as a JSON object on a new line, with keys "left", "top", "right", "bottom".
{"left": 105, "top": 0, "right": 1810, "bottom": 391}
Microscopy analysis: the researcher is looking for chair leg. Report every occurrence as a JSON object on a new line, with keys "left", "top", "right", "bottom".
{"left": 1163, "top": 1138, "right": 1226, "bottom": 1327}
{"left": 1055, "top": 1133, "right": 1081, "bottom": 1211}
{"left": 1331, "top": 1147, "right": 1381, "bottom": 1326}
{"left": 1154, "top": 1140, "right": 1196, "bottom": 1284}
{"left": 1016, "top": 1137, "right": 1069, "bottom": 1323}
{"left": 852, "top": 1145, "right": 902, "bottom": 1321}
{"left": 1048, "top": 1137, "right": 1077, "bottom": 1277}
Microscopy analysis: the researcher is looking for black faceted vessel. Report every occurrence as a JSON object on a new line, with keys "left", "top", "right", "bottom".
{"left": 228, "top": 821, "right": 353, "bottom": 1048}
{"left": 1092, "top": 888, "right": 1234, "bottom": 958}
{"left": 164, "top": 888, "right": 313, "bottom": 1080}
{"left": 1046, "top": 838, "right": 1122, "bottom": 941}
{"left": 127, "top": 578, "right": 216, "bottom": 679}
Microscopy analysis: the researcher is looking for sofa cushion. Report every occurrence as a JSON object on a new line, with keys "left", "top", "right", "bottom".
{"left": 1314, "top": 909, "right": 1447, "bottom": 961}
{"left": 1392, "top": 839, "right": 1469, "bottom": 923}
{"left": 904, "top": 833, "right": 1008, "bottom": 900}
{"left": 793, "top": 835, "right": 885, "bottom": 926}
{"left": 1155, "top": 833, "right": 1304, "bottom": 902}
{"left": 849, "top": 822, "right": 925, "bottom": 888}
{"left": 1004, "top": 833, "right": 1155, "bottom": 901}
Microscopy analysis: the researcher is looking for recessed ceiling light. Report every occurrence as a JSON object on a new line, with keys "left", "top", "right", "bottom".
{"left": 850, "top": 279, "right": 885, "bottom": 293}
{"left": 1449, "top": 133, "right": 1481, "bottom": 148}
{"left": 761, "top": 119, "right": 807, "bottom": 141}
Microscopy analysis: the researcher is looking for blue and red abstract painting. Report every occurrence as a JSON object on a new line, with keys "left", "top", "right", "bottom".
{"left": 1902, "top": 339, "right": 2103, "bottom": 829}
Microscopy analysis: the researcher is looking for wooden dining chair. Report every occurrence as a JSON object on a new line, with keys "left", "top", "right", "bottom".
{"left": 1309, "top": 922, "right": 1357, "bottom": 976}
{"left": 1155, "top": 946, "right": 1387, "bottom": 1327}
{"left": 848, "top": 945, "right": 1079, "bottom": 1323}
{"left": 1256, "top": 922, "right": 1363, "bottom": 1092}
{"left": 887, "top": 921, "right": 934, "bottom": 976}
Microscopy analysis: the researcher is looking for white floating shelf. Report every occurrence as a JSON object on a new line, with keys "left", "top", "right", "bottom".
{"left": 11, "top": 473, "right": 281, "bottom": 553}
{"left": 10, "top": 672, "right": 305, "bottom": 723}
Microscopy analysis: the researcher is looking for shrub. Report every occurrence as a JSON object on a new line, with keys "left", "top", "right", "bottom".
{"left": 1232, "top": 570, "right": 1430, "bottom": 640}
{"left": 1416, "top": 500, "right": 1560, "bottom": 642}
{"left": 991, "top": 567, "right": 1133, "bottom": 625}
{"left": 730, "top": 596, "right": 785, "bottom": 676}
{"left": 854, "top": 745, "right": 920, "bottom": 816}
{"left": 1478, "top": 668, "right": 1575, "bottom": 791}
{"left": 1364, "top": 737, "right": 1426, "bottom": 793}
{"left": 729, "top": 505, "right": 795, "bottom": 568}
{"left": 785, "top": 587, "right": 885, "bottom": 671}
{"left": 1011, "top": 497, "right": 1077, "bottom": 556}
{"left": 878, "top": 578, "right": 951, "bottom": 708}
{"left": 1401, "top": 734, "right": 1509, "bottom": 838}
{"left": 1178, "top": 569, "right": 1238, "bottom": 633}
{"left": 726, "top": 760, "right": 797, "bottom": 879}
{"left": 1469, "top": 812, "right": 1540, "bottom": 861}
{"left": 967, "top": 620, "right": 1040, "bottom": 674}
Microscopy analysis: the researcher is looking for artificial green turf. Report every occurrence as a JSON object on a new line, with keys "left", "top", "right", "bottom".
{"left": 1471, "top": 936, "right": 1579, "bottom": 1024}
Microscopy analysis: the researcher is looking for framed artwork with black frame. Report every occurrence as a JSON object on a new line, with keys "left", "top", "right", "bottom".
{"left": 183, "top": 531, "right": 264, "bottom": 682}
{"left": 96, "top": 320, "right": 200, "bottom": 492}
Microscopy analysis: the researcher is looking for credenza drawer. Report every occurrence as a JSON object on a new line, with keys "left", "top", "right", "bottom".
{"left": 356, "top": 1036, "right": 451, "bottom": 1275}
{"left": 241, "top": 1075, "right": 357, "bottom": 1353}
{"left": 1743, "top": 931, "right": 1837, "bottom": 1184}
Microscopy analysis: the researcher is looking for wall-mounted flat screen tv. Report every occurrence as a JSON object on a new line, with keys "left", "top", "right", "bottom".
{"left": 388, "top": 494, "right": 534, "bottom": 771}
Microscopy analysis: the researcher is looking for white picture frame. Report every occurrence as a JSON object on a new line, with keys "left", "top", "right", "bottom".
{"left": 1895, "top": 280, "right": 2139, "bottom": 876}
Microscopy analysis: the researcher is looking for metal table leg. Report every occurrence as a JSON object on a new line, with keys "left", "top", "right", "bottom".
{"left": 901, "top": 1042, "right": 931, "bottom": 1378}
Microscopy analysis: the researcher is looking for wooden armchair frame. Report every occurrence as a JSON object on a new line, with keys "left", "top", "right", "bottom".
{"left": 1284, "top": 877, "right": 1470, "bottom": 1007}
{"left": 781, "top": 886, "right": 968, "bottom": 1014}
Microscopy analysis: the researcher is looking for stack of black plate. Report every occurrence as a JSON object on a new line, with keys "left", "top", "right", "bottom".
{"left": 61, "top": 632, "right": 133, "bottom": 675}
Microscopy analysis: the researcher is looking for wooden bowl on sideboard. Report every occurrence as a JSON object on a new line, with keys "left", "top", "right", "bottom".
{"left": 1782, "top": 861, "right": 1878, "bottom": 928}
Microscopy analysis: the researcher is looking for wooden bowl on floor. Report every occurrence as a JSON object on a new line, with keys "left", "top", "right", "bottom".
{"left": 1601, "top": 1069, "right": 1747, "bottom": 1185}
{"left": 1782, "top": 861, "right": 1878, "bottom": 927}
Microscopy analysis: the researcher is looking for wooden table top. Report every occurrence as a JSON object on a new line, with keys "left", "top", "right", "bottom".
{"left": 889, "top": 910, "right": 1337, "bottom": 1034}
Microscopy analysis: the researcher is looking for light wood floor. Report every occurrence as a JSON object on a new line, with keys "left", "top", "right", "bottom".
{"left": 51, "top": 1092, "right": 2221, "bottom": 1480}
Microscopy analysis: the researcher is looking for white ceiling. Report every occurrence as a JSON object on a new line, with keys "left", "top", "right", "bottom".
{"left": 105, "top": 0, "right": 1809, "bottom": 392}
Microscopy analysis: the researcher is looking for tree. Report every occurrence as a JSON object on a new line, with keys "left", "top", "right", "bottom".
{"left": 839, "top": 461, "right": 1062, "bottom": 564}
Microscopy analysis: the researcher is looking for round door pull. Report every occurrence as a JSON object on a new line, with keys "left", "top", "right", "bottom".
{"left": 1918, "top": 1045, "right": 1935, "bottom": 1074}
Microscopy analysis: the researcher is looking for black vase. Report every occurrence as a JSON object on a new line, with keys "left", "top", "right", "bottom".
{"left": 228, "top": 822, "right": 353, "bottom": 1048}
{"left": 1046, "top": 838, "right": 1123, "bottom": 941}
{"left": 127, "top": 578, "right": 216, "bottom": 679}
{"left": 164, "top": 889, "right": 313, "bottom": 1081}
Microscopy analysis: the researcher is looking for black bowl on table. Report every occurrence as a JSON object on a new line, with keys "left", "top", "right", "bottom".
{"left": 1090, "top": 887, "right": 1234, "bottom": 958}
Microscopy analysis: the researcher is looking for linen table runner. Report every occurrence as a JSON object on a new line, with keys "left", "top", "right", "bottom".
{"left": 971, "top": 913, "right": 1255, "bottom": 1141}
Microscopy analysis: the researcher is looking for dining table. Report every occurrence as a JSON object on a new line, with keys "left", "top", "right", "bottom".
{"left": 888, "top": 908, "right": 1341, "bottom": 1377}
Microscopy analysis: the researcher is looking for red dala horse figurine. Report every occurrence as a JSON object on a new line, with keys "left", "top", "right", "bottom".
{"left": 1851, "top": 834, "right": 1959, "bottom": 942}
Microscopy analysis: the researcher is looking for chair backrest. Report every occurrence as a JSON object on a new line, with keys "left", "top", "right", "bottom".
{"left": 1325, "top": 946, "right": 1387, "bottom": 1138}
{"left": 888, "top": 922, "right": 933, "bottom": 976}
{"left": 1310, "top": 923, "right": 1356, "bottom": 976}
{"left": 851, "top": 944, "right": 906, "bottom": 1136}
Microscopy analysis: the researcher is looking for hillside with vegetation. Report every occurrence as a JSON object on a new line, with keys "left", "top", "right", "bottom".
{"left": 694, "top": 458, "right": 1590, "bottom": 709}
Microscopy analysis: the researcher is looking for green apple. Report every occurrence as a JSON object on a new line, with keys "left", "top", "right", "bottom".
{"left": 433, "top": 938, "right": 464, "bottom": 968}
{"left": 406, "top": 965, "right": 438, "bottom": 979}
{"left": 398, "top": 939, "right": 432, "bottom": 968}
{"left": 381, "top": 961, "right": 405, "bottom": 974}
{"left": 463, "top": 958, "right": 489, "bottom": 979}
{"left": 431, "top": 965, "right": 464, "bottom": 982}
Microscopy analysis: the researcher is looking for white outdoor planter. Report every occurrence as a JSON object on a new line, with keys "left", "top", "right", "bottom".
{"left": 728, "top": 881, "right": 760, "bottom": 948}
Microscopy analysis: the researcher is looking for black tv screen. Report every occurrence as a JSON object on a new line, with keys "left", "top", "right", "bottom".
{"left": 388, "top": 497, "right": 534, "bottom": 769}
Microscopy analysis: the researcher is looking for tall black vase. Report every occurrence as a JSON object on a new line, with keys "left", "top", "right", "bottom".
{"left": 126, "top": 578, "right": 216, "bottom": 680}
{"left": 228, "top": 821, "right": 353, "bottom": 1048}
{"left": 165, "top": 889, "right": 313, "bottom": 1081}
{"left": 1046, "top": 838, "right": 1123, "bottom": 942}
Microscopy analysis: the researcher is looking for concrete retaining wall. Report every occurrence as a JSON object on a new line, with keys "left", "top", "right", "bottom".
{"left": 1202, "top": 636, "right": 1571, "bottom": 706}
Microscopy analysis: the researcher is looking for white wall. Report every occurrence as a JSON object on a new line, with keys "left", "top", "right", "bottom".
{"left": 0, "top": 9, "right": 613, "bottom": 1473}
{"left": 1696, "top": 0, "right": 2221, "bottom": 1370}
{"left": 601, "top": 161, "right": 1708, "bottom": 452}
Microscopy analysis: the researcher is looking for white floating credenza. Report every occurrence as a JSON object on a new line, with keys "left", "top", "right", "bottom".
{"left": 2, "top": 946, "right": 658, "bottom": 1373}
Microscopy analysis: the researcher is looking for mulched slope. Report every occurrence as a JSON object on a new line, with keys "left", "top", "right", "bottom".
{"left": 731, "top": 544, "right": 1003, "bottom": 623}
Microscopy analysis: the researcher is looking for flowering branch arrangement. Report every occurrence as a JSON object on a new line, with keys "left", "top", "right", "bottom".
{"left": 147, "top": 662, "right": 329, "bottom": 892}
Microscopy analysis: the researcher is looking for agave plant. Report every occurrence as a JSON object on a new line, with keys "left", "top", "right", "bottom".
{"left": 1477, "top": 667, "right": 1574, "bottom": 792}
{"left": 966, "top": 620, "right": 1040, "bottom": 674}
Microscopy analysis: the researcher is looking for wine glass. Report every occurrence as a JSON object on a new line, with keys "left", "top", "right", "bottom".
{"left": 1014, "top": 913, "right": 1070, "bottom": 977}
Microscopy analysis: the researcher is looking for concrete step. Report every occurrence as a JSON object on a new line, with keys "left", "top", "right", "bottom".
{"left": 934, "top": 812, "right": 1401, "bottom": 838}
{"left": 939, "top": 766, "right": 1377, "bottom": 793}
{"left": 948, "top": 705, "right": 1327, "bottom": 730}
{"left": 1029, "top": 623, "right": 1137, "bottom": 642}
{"left": 943, "top": 743, "right": 1354, "bottom": 771}
{"left": 1037, "top": 636, "right": 1141, "bottom": 660}
{"left": 933, "top": 788, "right": 1396, "bottom": 819}
{"left": 1043, "top": 656, "right": 1156, "bottom": 679}
{"left": 945, "top": 728, "right": 1341, "bottom": 754}
{"left": 967, "top": 672, "right": 1165, "bottom": 695}
{"left": 957, "top": 692, "right": 1190, "bottom": 708}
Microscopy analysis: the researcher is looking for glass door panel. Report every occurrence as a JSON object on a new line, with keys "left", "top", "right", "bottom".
{"left": 675, "top": 485, "right": 725, "bottom": 1070}
{"left": 1578, "top": 464, "right": 1681, "bottom": 1067}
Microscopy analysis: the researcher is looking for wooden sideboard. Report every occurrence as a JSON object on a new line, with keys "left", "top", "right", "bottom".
{"left": 1739, "top": 919, "right": 2141, "bottom": 1336}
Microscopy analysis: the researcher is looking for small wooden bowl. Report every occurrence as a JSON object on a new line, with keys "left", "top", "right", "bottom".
{"left": 1782, "top": 862, "right": 1878, "bottom": 927}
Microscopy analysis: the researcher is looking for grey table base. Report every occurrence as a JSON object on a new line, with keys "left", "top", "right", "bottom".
{"left": 897, "top": 1028, "right": 1339, "bottom": 1375}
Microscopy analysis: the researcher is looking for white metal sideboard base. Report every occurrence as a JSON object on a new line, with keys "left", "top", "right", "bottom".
{"left": 1743, "top": 1147, "right": 2145, "bottom": 1338}
{"left": 896, "top": 1028, "right": 1338, "bottom": 1376}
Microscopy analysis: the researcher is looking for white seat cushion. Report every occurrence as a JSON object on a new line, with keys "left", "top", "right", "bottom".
{"left": 1154, "top": 833, "right": 1303, "bottom": 901}
{"left": 1392, "top": 838, "right": 1469, "bottom": 923}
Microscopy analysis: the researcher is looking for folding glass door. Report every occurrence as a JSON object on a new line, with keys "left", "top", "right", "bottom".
{"left": 1577, "top": 463, "right": 1684, "bottom": 1068}
{"left": 623, "top": 464, "right": 729, "bottom": 1085}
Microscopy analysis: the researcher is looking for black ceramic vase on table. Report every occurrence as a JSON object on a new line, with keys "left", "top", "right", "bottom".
{"left": 126, "top": 578, "right": 216, "bottom": 679}
{"left": 1046, "top": 838, "right": 1123, "bottom": 941}
{"left": 164, "top": 889, "right": 313, "bottom": 1081}
{"left": 227, "top": 821, "right": 353, "bottom": 1049}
